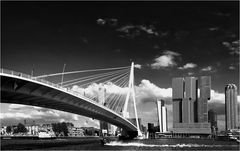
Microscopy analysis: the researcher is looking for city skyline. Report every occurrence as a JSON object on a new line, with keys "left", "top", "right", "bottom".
{"left": 1, "top": 1, "right": 239, "bottom": 131}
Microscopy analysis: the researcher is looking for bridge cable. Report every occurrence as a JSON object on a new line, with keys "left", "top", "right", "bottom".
{"left": 58, "top": 68, "right": 129, "bottom": 85}
{"left": 35, "top": 66, "right": 131, "bottom": 79}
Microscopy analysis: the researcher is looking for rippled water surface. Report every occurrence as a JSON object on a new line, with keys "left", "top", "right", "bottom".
{"left": 1, "top": 137, "right": 239, "bottom": 150}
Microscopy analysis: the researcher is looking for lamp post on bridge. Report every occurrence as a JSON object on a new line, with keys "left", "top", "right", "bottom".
{"left": 61, "top": 63, "right": 66, "bottom": 87}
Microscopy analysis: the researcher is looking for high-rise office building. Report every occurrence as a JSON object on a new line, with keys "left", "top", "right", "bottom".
{"left": 156, "top": 99, "right": 168, "bottom": 132}
{"left": 198, "top": 76, "right": 211, "bottom": 123}
{"left": 172, "top": 76, "right": 211, "bottom": 136}
{"left": 225, "top": 84, "right": 238, "bottom": 130}
{"left": 183, "top": 77, "right": 198, "bottom": 123}
{"left": 172, "top": 77, "right": 184, "bottom": 123}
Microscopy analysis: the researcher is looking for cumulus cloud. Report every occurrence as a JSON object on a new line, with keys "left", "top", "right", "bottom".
{"left": 178, "top": 63, "right": 197, "bottom": 70}
{"left": 208, "top": 27, "right": 219, "bottom": 31}
{"left": 0, "top": 103, "right": 99, "bottom": 128}
{"left": 96, "top": 18, "right": 106, "bottom": 25}
{"left": 134, "top": 64, "right": 142, "bottom": 69}
{"left": 96, "top": 18, "right": 118, "bottom": 26}
{"left": 138, "top": 25, "right": 159, "bottom": 36}
{"left": 135, "top": 79, "right": 172, "bottom": 100}
{"left": 222, "top": 40, "right": 240, "bottom": 55}
{"left": 188, "top": 72, "right": 194, "bottom": 75}
{"left": 116, "top": 24, "right": 159, "bottom": 38}
{"left": 151, "top": 50, "right": 181, "bottom": 69}
{"left": 0, "top": 112, "right": 32, "bottom": 119}
{"left": 201, "top": 66, "right": 213, "bottom": 71}
{"left": 229, "top": 66, "right": 236, "bottom": 70}
{"left": 72, "top": 82, "right": 129, "bottom": 97}
{"left": 116, "top": 25, "right": 135, "bottom": 33}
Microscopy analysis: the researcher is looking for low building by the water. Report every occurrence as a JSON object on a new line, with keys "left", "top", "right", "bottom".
{"left": 68, "top": 127, "right": 84, "bottom": 137}
{"left": 148, "top": 123, "right": 155, "bottom": 139}
{"left": 25, "top": 125, "right": 39, "bottom": 135}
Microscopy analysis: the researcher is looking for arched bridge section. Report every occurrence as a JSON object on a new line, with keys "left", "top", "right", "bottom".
{"left": 0, "top": 69, "right": 137, "bottom": 132}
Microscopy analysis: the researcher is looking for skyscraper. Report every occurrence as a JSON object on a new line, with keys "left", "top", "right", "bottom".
{"left": 156, "top": 99, "right": 168, "bottom": 132}
{"left": 172, "top": 76, "right": 211, "bottom": 136}
{"left": 225, "top": 84, "right": 238, "bottom": 130}
{"left": 198, "top": 76, "right": 211, "bottom": 123}
{"left": 172, "top": 77, "right": 184, "bottom": 123}
{"left": 184, "top": 77, "right": 198, "bottom": 123}
{"left": 172, "top": 77, "right": 199, "bottom": 124}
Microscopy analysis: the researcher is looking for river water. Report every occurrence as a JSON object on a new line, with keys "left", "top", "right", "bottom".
{"left": 1, "top": 137, "right": 239, "bottom": 150}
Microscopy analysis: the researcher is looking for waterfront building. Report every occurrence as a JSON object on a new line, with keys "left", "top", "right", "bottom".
{"left": 100, "top": 121, "right": 110, "bottom": 136}
{"left": 81, "top": 127, "right": 100, "bottom": 136}
{"left": 25, "top": 125, "right": 39, "bottom": 135}
{"left": 1, "top": 126, "right": 7, "bottom": 135}
{"left": 40, "top": 123, "right": 53, "bottom": 132}
{"left": 68, "top": 127, "right": 84, "bottom": 137}
{"left": 208, "top": 109, "right": 218, "bottom": 136}
{"left": 225, "top": 84, "right": 238, "bottom": 130}
{"left": 172, "top": 76, "right": 211, "bottom": 137}
{"left": 156, "top": 99, "right": 168, "bottom": 132}
{"left": 148, "top": 123, "right": 155, "bottom": 139}
{"left": 100, "top": 121, "right": 117, "bottom": 136}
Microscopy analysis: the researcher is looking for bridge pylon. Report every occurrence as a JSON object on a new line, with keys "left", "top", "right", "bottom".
{"left": 122, "top": 62, "right": 142, "bottom": 137}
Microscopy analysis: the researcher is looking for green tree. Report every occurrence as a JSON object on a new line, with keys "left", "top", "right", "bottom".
{"left": 51, "top": 122, "right": 70, "bottom": 136}
{"left": 6, "top": 126, "right": 12, "bottom": 134}
{"left": 17, "top": 123, "right": 27, "bottom": 133}
{"left": 52, "top": 123, "right": 60, "bottom": 136}
{"left": 61, "top": 122, "right": 69, "bottom": 136}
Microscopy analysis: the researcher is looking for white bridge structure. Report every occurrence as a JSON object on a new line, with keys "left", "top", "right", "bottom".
{"left": 0, "top": 63, "right": 142, "bottom": 137}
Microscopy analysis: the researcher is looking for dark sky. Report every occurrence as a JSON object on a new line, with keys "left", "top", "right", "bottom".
{"left": 1, "top": 1, "right": 239, "bottom": 129}
{"left": 2, "top": 1, "right": 239, "bottom": 92}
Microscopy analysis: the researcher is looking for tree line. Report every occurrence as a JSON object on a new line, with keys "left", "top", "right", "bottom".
{"left": 5, "top": 122, "right": 74, "bottom": 136}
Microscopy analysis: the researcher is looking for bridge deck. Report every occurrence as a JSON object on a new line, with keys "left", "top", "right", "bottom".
{"left": 0, "top": 69, "right": 137, "bottom": 131}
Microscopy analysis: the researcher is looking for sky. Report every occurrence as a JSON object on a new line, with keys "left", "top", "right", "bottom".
{"left": 1, "top": 1, "right": 239, "bottom": 131}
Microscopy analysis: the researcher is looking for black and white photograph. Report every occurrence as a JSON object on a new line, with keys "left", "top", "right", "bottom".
{"left": 1, "top": 0, "right": 239, "bottom": 150}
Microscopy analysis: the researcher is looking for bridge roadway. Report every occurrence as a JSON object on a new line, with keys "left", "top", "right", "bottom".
{"left": 0, "top": 69, "right": 137, "bottom": 132}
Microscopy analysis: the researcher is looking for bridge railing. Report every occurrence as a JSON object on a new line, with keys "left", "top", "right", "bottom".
{"left": 1, "top": 68, "right": 84, "bottom": 97}
{"left": 0, "top": 68, "right": 107, "bottom": 109}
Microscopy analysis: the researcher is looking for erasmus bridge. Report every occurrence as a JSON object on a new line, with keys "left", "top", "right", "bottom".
{"left": 0, "top": 62, "right": 142, "bottom": 137}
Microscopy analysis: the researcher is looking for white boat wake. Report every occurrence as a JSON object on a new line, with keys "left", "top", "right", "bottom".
{"left": 105, "top": 141, "right": 231, "bottom": 148}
